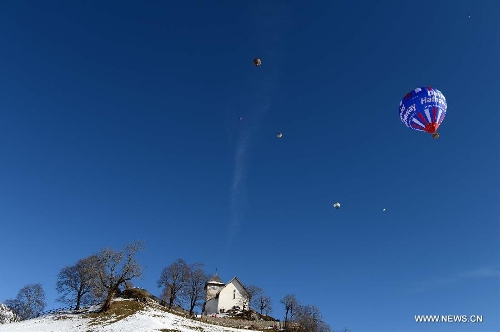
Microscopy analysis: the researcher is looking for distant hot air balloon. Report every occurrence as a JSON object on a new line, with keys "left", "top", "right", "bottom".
{"left": 333, "top": 202, "right": 340, "bottom": 209}
{"left": 277, "top": 132, "right": 283, "bottom": 138}
{"left": 253, "top": 58, "right": 262, "bottom": 67}
{"left": 399, "top": 87, "right": 447, "bottom": 139}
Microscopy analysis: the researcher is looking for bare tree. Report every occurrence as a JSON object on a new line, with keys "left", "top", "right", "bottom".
{"left": 295, "top": 304, "right": 331, "bottom": 332}
{"left": 90, "top": 241, "right": 146, "bottom": 312}
{"left": 157, "top": 258, "right": 189, "bottom": 309}
{"left": 242, "top": 284, "right": 262, "bottom": 311}
{"left": 159, "top": 286, "right": 171, "bottom": 307}
{"left": 295, "top": 304, "right": 318, "bottom": 331}
{"left": 123, "top": 280, "right": 134, "bottom": 290}
{"left": 255, "top": 295, "right": 272, "bottom": 315}
{"left": 56, "top": 255, "right": 99, "bottom": 310}
{"left": 318, "top": 322, "right": 333, "bottom": 332}
{"left": 280, "top": 294, "right": 299, "bottom": 329}
{"left": 181, "top": 263, "right": 209, "bottom": 316}
{"left": 88, "top": 254, "right": 107, "bottom": 305}
{"left": 5, "top": 284, "right": 46, "bottom": 321}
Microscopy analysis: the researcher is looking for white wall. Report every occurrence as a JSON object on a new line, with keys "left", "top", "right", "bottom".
{"left": 218, "top": 279, "right": 248, "bottom": 312}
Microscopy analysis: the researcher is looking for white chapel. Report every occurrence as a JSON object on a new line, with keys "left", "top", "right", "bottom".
{"left": 202, "top": 272, "right": 250, "bottom": 315}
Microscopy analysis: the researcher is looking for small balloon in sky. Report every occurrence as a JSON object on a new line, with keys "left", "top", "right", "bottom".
{"left": 383, "top": 208, "right": 386, "bottom": 212}
{"left": 253, "top": 58, "right": 262, "bottom": 67}
{"left": 277, "top": 132, "right": 283, "bottom": 138}
{"left": 468, "top": 14, "right": 471, "bottom": 18}
{"left": 333, "top": 202, "right": 340, "bottom": 209}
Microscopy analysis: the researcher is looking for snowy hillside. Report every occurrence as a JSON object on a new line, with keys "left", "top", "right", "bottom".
{"left": 0, "top": 304, "right": 16, "bottom": 324}
{"left": 0, "top": 298, "right": 263, "bottom": 332}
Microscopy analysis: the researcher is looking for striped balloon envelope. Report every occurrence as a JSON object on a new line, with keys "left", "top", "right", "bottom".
{"left": 399, "top": 87, "right": 447, "bottom": 139}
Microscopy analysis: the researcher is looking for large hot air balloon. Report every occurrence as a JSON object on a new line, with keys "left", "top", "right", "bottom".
{"left": 399, "top": 87, "right": 447, "bottom": 139}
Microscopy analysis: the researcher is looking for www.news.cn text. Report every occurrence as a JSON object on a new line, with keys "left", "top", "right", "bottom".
{"left": 415, "top": 315, "right": 483, "bottom": 323}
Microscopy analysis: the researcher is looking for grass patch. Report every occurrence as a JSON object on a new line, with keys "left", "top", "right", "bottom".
{"left": 121, "top": 288, "right": 152, "bottom": 300}
{"left": 84, "top": 299, "right": 144, "bottom": 326}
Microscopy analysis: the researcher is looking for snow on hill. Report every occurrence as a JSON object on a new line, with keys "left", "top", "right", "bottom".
{"left": 0, "top": 304, "right": 16, "bottom": 324}
{"left": 0, "top": 298, "right": 263, "bottom": 332}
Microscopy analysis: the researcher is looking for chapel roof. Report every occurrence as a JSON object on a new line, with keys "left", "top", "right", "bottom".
{"left": 208, "top": 271, "right": 224, "bottom": 284}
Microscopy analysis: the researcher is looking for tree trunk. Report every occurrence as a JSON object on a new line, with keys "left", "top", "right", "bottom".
{"left": 101, "top": 287, "right": 118, "bottom": 312}
{"left": 284, "top": 309, "right": 289, "bottom": 329}
{"left": 189, "top": 303, "right": 194, "bottom": 316}
{"left": 76, "top": 289, "right": 82, "bottom": 310}
{"left": 168, "top": 294, "right": 174, "bottom": 309}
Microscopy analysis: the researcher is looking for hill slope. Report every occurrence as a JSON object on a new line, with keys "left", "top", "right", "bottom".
{"left": 0, "top": 304, "right": 16, "bottom": 324}
{"left": 0, "top": 298, "right": 262, "bottom": 332}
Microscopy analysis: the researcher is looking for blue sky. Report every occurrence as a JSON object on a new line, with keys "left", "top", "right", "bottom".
{"left": 0, "top": 1, "right": 499, "bottom": 331}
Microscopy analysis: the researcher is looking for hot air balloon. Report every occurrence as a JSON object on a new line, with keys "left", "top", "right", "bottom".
{"left": 253, "top": 58, "right": 262, "bottom": 67}
{"left": 399, "top": 87, "right": 447, "bottom": 139}
{"left": 333, "top": 202, "right": 340, "bottom": 209}
{"left": 277, "top": 132, "right": 283, "bottom": 138}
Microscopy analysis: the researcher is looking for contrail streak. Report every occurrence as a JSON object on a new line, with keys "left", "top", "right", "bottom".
{"left": 226, "top": 2, "right": 291, "bottom": 246}
{"left": 227, "top": 105, "right": 266, "bottom": 246}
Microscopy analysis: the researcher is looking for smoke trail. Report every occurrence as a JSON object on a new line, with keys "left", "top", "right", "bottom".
{"left": 227, "top": 101, "right": 270, "bottom": 246}
{"left": 226, "top": 2, "right": 291, "bottom": 246}
{"left": 227, "top": 129, "right": 250, "bottom": 245}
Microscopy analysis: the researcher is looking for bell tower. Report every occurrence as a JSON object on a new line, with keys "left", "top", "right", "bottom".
{"left": 205, "top": 269, "right": 225, "bottom": 301}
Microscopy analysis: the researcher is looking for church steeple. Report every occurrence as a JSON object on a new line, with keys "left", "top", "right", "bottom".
{"left": 208, "top": 269, "right": 223, "bottom": 284}
{"left": 205, "top": 269, "right": 225, "bottom": 304}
